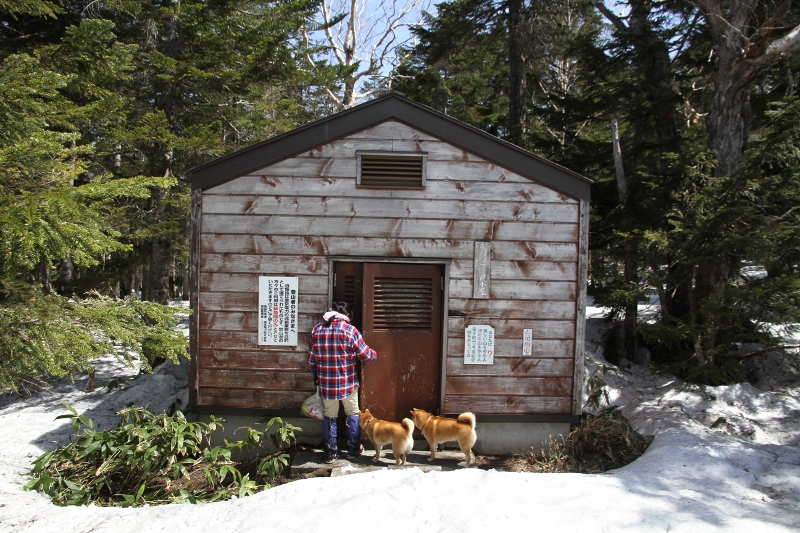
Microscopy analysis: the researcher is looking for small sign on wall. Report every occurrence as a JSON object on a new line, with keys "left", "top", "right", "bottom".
{"left": 473, "top": 241, "right": 491, "bottom": 299}
{"left": 258, "top": 276, "right": 298, "bottom": 346}
{"left": 464, "top": 325, "right": 494, "bottom": 365}
{"left": 523, "top": 328, "right": 532, "bottom": 356}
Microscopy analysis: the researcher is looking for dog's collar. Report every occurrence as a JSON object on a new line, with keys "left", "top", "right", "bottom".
{"left": 363, "top": 417, "right": 375, "bottom": 432}
{"left": 420, "top": 415, "right": 432, "bottom": 432}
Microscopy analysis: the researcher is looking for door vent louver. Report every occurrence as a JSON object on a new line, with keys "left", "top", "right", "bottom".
{"left": 358, "top": 153, "right": 426, "bottom": 188}
{"left": 344, "top": 275, "right": 355, "bottom": 311}
{"left": 372, "top": 277, "right": 433, "bottom": 329}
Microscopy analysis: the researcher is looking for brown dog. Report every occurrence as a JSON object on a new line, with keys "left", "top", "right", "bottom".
{"left": 358, "top": 409, "right": 415, "bottom": 465}
{"left": 410, "top": 409, "right": 477, "bottom": 467}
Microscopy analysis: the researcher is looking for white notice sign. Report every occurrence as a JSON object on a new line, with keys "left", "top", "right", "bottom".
{"left": 258, "top": 277, "right": 298, "bottom": 346}
{"left": 464, "top": 325, "right": 494, "bottom": 365}
{"left": 522, "top": 328, "right": 532, "bottom": 356}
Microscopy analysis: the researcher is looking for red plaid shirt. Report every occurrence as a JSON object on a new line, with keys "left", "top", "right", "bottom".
{"left": 308, "top": 318, "right": 377, "bottom": 400}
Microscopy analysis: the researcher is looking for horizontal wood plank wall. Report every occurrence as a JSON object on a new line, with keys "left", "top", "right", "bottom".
{"left": 197, "top": 120, "right": 579, "bottom": 414}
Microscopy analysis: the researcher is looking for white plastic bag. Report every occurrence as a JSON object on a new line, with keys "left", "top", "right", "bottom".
{"left": 301, "top": 387, "right": 324, "bottom": 420}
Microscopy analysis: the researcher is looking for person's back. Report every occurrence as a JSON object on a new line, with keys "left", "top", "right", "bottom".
{"left": 309, "top": 318, "right": 370, "bottom": 399}
{"left": 308, "top": 302, "right": 377, "bottom": 462}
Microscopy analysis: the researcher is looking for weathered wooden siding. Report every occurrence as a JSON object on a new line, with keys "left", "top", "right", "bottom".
{"left": 195, "top": 120, "right": 582, "bottom": 414}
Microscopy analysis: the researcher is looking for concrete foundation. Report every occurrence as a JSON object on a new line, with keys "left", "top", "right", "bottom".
{"left": 469, "top": 422, "right": 570, "bottom": 456}
{"left": 201, "top": 415, "right": 568, "bottom": 458}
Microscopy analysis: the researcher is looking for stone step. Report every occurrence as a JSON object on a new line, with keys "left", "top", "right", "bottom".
{"left": 331, "top": 463, "right": 443, "bottom": 477}
{"left": 292, "top": 443, "right": 473, "bottom": 474}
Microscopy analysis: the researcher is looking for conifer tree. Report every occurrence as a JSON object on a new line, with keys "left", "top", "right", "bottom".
{"left": 92, "top": 0, "right": 316, "bottom": 303}
{"left": 0, "top": 18, "right": 186, "bottom": 392}
{"left": 0, "top": 0, "right": 315, "bottom": 390}
{"left": 402, "top": 0, "right": 800, "bottom": 383}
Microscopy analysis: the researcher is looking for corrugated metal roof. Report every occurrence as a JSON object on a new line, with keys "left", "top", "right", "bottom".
{"left": 190, "top": 91, "right": 592, "bottom": 200}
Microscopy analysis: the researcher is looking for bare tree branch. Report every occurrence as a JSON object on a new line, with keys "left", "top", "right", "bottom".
{"left": 737, "top": 345, "right": 800, "bottom": 362}
{"left": 670, "top": 12, "right": 703, "bottom": 65}
{"left": 767, "top": 23, "right": 800, "bottom": 57}
{"left": 320, "top": 1, "right": 346, "bottom": 65}
{"left": 590, "top": 0, "right": 628, "bottom": 33}
{"left": 303, "top": 0, "right": 429, "bottom": 109}
{"left": 301, "top": 28, "right": 317, "bottom": 69}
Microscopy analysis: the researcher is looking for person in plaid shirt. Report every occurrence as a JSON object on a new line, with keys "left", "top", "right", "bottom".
{"left": 308, "top": 301, "right": 377, "bottom": 463}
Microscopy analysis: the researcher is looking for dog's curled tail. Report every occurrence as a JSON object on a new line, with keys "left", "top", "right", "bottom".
{"left": 401, "top": 418, "right": 415, "bottom": 437}
{"left": 457, "top": 412, "right": 477, "bottom": 430}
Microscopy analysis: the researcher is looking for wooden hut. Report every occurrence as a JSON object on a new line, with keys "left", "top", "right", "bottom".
{"left": 189, "top": 92, "right": 592, "bottom": 454}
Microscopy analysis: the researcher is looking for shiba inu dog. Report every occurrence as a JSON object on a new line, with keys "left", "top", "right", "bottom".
{"left": 358, "top": 409, "right": 415, "bottom": 465}
{"left": 410, "top": 408, "right": 477, "bottom": 467}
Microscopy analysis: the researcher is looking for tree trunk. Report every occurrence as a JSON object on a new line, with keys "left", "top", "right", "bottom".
{"left": 40, "top": 263, "right": 51, "bottom": 295}
{"left": 693, "top": 259, "right": 732, "bottom": 353}
{"left": 59, "top": 257, "right": 74, "bottom": 295}
{"left": 628, "top": 0, "right": 679, "bottom": 148}
{"left": 697, "top": 0, "right": 800, "bottom": 176}
{"left": 610, "top": 118, "right": 627, "bottom": 202}
{"left": 157, "top": 0, "right": 179, "bottom": 123}
{"left": 706, "top": 55, "right": 755, "bottom": 177}
{"left": 691, "top": 0, "right": 800, "bottom": 353}
{"left": 134, "top": 266, "right": 142, "bottom": 300}
{"left": 148, "top": 186, "right": 172, "bottom": 305}
{"left": 611, "top": 117, "right": 637, "bottom": 361}
{"left": 149, "top": 237, "right": 171, "bottom": 304}
{"left": 507, "top": 0, "right": 526, "bottom": 146}
{"left": 623, "top": 239, "right": 638, "bottom": 360}
{"left": 181, "top": 262, "right": 189, "bottom": 300}
{"left": 143, "top": 0, "right": 179, "bottom": 305}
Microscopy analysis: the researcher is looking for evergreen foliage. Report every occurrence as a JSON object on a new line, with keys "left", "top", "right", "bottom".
{"left": 0, "top": 20, "right": 185, "bottom": 391}
{"left": 399, "top": 0, "right": 800, "bottom": 384}
{"left": 0, "top": 0, "right": 313, "bottom": 390}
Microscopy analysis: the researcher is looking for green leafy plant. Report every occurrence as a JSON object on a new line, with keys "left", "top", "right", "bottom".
{"left": 234, "top": 417, "right": 301, "bottom": 484}
{"left": 24, "top": 404, "right": 300, "bottom": 506}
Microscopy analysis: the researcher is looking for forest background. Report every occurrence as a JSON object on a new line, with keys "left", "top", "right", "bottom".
{"left": 1, "top": 0, "right": 799, "bottom": 392}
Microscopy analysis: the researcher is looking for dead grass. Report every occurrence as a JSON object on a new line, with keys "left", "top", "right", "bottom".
{"left": 476, "top": 407, "right": 651, "bottom": 474}
{"left": 269, "top": 467, "right": 332, "bottom": 487}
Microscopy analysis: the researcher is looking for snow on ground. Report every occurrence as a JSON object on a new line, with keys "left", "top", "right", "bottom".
{"left": 0, "top": 305, "right": 799, "bottom": 532}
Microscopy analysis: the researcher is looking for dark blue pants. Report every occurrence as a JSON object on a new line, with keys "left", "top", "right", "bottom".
{"left": 323, "top": 414, "right": 361, "bottom": 455}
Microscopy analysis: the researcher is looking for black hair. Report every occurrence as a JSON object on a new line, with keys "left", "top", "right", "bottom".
{"left": 325, "top": 301, "right": 350, "bottom": 326}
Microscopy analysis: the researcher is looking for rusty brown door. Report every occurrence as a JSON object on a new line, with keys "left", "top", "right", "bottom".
{"left": 360, "top": 263, "right": 443, "bottom": 423}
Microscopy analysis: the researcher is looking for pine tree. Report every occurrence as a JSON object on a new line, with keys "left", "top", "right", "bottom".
{"left": 0, "top": 20, "right": 186, "bottom": 391}
{"left": 0, "top": 0, "right": 317, "bottom": 389}
{"left": 403, "top": 0, "right": 800, "bottom": 383}
{"left": 67, "top": 0, "right": 316, "bottom": 302}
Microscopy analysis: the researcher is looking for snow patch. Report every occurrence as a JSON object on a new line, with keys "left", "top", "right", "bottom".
{"left": 0, "top": 310, "right": 798, "bottom": 532}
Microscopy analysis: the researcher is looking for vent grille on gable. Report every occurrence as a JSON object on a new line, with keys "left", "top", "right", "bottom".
{"left": 359, "top": 154, "right": 425, "bottom": 188}
{"left": 372, "top": 277, "right": 433, "bottom": 330}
